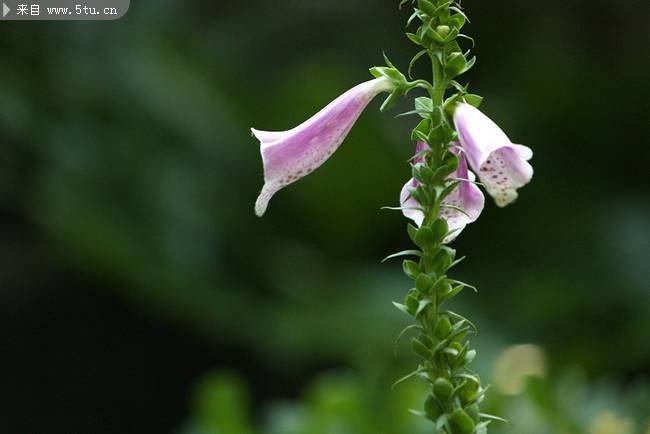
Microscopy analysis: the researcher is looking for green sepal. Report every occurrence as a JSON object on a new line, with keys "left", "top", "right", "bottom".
{"left": 424, "top": 394, "right": 442, "bottom": 420}
{"left": 415, "top": 298, "right": 433, "bottom": 317}
{"left": 418, "top": 333, "right": 435, "bottom": 349}
{"left": 434, "top": 316, "right": 452, "bottom": 339}
{"left": 392, "top": 301, "right": 411, "bottom": 316}
{"left": 411, "top": 337, "right": 433, "bottom": 359}
{"left": 430, "top": 218, "right": 449, "bottom": 242}
{"left": 406, "top": 32, "right": 423, "bottom": 46}
{"left": 444, "top": 52, "right": 468, "bottom": 78}
{"left": 408, "top": 49, "right": 428, "bottom": 78}
{"left": 414, "top": 96, "right": 434, "bottom": 118}
{"left": 448, "top": 13, "right": 467, "bottom": 30}
{"left": 451, "top": 409, "right": 476, "bottom": 434}
{"left": 382, "top": 249, "right": 422, "bottom": 263}
{"left": 404, "top": 290, "right": 420, "bottom": 314}
{"left": 465, "top": 404, "right": 481, "bottom": 423}
{"left": 380, "top": 88, "right": 407, "bottom": 112}
{"left": 458, "top": 376, "right": 480, "bottom": 403}
{"left": 447, "top": 310, "right": 478, "bottom": 334}
{"left": 417, "top": 0, "right": 438, "bottom": 16}
{"left": 463, "top": 94, "right": 483, "bottom": 107}
{"left": 411, "top": 118, "right": 431, "bottom": 141}
{"left": 393, "top": 324, "right": 422, "bottom": 355}
{"left": 430, "top": 248, "right": 453, "bottom": 273}
{"left": 413, "top": 163, "right": 434, "bottom": 184}
{"left": 398, "top": 0, "right": 414, "bottom": 9}
{"left": 407, "top": 223, "right": 419, "bottom": 244}
{"left": 479, "top": 413, "right": 509, "bottom": 424}
{"left": 414, "top": 226, "right": 436, "bottom": 249}
{"left": 415, "top": 273, "right": 435, "bottom": 295}
{"left": 445, "top": 341, "right": 463, "bottom": 364}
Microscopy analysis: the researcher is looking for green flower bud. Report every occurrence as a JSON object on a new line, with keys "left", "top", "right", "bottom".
{"left": 445, "top": 52, "right": 468, "bottom": 78}
{"left": 451, "top": 409, "right": 476, "bottom": 434}
{"left": 414, "top": 226, "right": 436, "bottom": 250}
{"left": 416, "top": 273, "right": 435, "bottom": 294}
{"left": 435, "top": 316, "right": 452, "bottom": 339}
{"left": 465, "top": 404, "right": 481, "bottom": 423}
{"left": 402, "top": 259, "right": 421, "bottom": 279}
{"left": 459, "top": 378, "right": 481, "bottom": 403}
{"left": 446, "top": 341, "right": 464, "bottom": 364}
{"left": 405, "top": 292, "right": 419, "bottom": 314}
{"left": 433, "top": 378, "right": 454, "bottom": 401}
{"left": 424, "top": 394, "right": 442, "bottom": 420}
{"left": 436, "top": 25, "right": 450, "bottom": 38}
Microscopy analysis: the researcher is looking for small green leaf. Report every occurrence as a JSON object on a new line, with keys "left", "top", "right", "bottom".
{"left": 392, "top": 367, "right": 425, "bottom": 389}
{"left": 415, "top": 298, "right": 432, "bottom": 317}
{"left": 411, "top": 337, "right": 433, "bottom": 359}
{"left": 451, "top": 409, "right": 476, "bottom": 434}
{"left": 393, "top": 324, "right": 422, "bottom": 355}
{"left": 392, "top": 302, "right": 410, "bottom": 316}
{"left": 463, "top": 94, "right": 483, "bottom": 107}
{"left": 480, "top": 413, "right": 509, "bottom": 424}
{"left": 382, "top": 250, "right": 422, "bottom": 263}
{"left": 447, "top": 310, "right": 478, "bottom": 333}
{"left": 408, "top": 49, "right": 428, "bottom": 78}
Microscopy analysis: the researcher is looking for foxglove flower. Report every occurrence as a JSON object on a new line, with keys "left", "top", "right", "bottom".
{"left": 252, "top": 77, "right": 395, "bottom": 216}
{"left": 454, "top": 103, "right": 533, "bottom": 207}
{"left": 400, "top": 141, "right": 485, "bottom": 243}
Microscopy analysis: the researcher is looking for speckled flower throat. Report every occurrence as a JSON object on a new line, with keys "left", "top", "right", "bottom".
{"left": 251, "top": 1, "right": 533, "bottom": 433}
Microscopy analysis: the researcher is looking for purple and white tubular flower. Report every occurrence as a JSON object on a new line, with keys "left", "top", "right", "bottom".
{"left": 400, "top": 141, "right": 485, "bottom": 243}
{"left": 252, "top": 77, "right": 395, "bottom": 216}
{"left": 454, "top": 103, "right": 534, "bottom": 207}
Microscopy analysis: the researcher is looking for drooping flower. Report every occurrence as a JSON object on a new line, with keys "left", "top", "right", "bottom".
{"left": 454, "top": 103, "right": 533, "bottom": 207}
{"left": 400, "top": 141, "right": 485, "bottom": 243}
{"left": 252, "top": 77, "right": 395, "bottom": 216}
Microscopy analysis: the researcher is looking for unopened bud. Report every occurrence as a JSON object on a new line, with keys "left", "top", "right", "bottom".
{"left": 445, "top": 52, "right": 468, "bottom": 78}
{"left": 465, "top": 404, "right": 480, "bottom": 423}
{"left": 435, "top": 317, "right": 452, "bottom": 339}
{"left": 416, "top": 274, "right": 435, "bottom": 294}
{"left": 459, "top": 379, "right": 481, "bottom": 403}
{"left": 436, "top": 25, "right": 450, "bottom": 38}
{"left": 433, "top": 378, "right": 454, "bottom": 401}
{"left": 424, "top": 394, "right": 442, "bottom": 420}
{"left": 451, "top": 409, "right": 476, "bottom": 434}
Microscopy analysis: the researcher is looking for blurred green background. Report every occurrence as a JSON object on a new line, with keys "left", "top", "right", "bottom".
{"left": 0, "top": 0, "right": 649, "bottom": 433}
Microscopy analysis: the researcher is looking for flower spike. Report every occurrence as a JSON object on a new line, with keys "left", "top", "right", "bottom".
{"left": 252, "top": 77, "right": 394, "bottom": 216}
{"left": 454, "top": 103, "right": 534, "bottom": 207}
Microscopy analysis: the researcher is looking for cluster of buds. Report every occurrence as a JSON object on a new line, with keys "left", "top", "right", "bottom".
{"left": 251, "top": 0, "right": 533, "bottom": 432}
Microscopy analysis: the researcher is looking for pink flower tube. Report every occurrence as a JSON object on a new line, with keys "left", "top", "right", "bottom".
{"left": 252, "top": 77, "right": 394, "bottom": 216}
{"left": 400, "top": 141, "right": 485, "bottom": 243}
{"left": 454, "top": 103, "right": 534, "bottom": 207}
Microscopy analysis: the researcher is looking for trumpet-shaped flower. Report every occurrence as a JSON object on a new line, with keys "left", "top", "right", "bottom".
{"left": 400, "top": 141, "right": 485, "bottom": 243}
{"left": 454, "top": 103, "right": 533, "bottom": 207}
{"left": 252, "top": 77, "right": 394, "bottom": 216}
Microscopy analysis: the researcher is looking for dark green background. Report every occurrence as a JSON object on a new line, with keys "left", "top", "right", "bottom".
{"left": 0, "top": 1, "right": 648, "bottom": 433}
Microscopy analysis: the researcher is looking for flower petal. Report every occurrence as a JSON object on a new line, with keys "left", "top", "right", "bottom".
{"left": 454, "top": 103, "right": 533, "bottom": 207}
{"left": 400, "top": 178, "right": 425, "bottom": 227}
{"left": 253, "top": 77, "right": 393, "bottom": 216}
{"left": 440, "top": 152, "right": 485, "bottom": 242}
{"left": 477, "top": 146, "right": 534, "bottom": 207}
